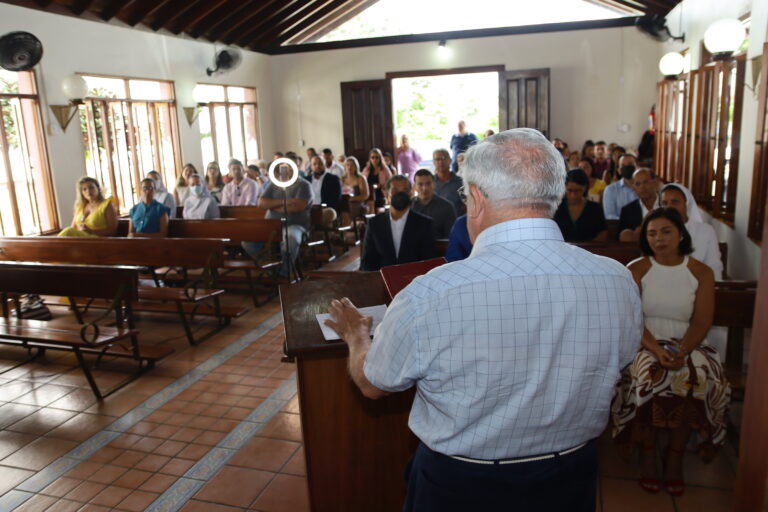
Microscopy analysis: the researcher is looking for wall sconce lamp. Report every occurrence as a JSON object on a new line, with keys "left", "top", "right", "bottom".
{"left": 50, "top": 74, "right": 88, "bottom": 131}
{"left": 704, "top": 18, "right": 746, "bottom": 60}
{"left": 659, "top": 52, "right": 685, "bottom": 78}
{"left": 183, "top": 104, "right": 205, "bottom": 125}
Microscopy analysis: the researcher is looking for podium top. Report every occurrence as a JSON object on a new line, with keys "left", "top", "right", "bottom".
{"left": 280, "top": 272, "right": 390, "bottom": 357}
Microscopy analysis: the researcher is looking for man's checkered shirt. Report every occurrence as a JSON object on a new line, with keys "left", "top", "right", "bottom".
{"left": 365, "top": 218, "right": 643, "bottom": 460}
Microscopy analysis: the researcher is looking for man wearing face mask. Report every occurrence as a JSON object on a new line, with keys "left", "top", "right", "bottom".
{"left": 307, "top": 156, "right": 342, "bottom": 212}
{"left": 602, "top": 154, "right": 640, "bottom": 220}
{"left": 220, "top": 158, "right": 260, "bottom": 206}
{"left": 360, "top": 175, "right": 438, "bottom": 272}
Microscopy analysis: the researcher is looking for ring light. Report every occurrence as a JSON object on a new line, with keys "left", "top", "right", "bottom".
{"left": 268, "top": 158, "right": 299, "bottom": 188}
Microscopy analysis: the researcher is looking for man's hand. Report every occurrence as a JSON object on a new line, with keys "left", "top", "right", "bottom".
{"left": 324, "top": 297, "right": 388, "bottom": 400}
{"left": 325, "top": 297, "right": 372, "bottom": 347}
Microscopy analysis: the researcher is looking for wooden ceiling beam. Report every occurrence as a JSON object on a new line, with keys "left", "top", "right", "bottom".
{"left": 251, "top": 0, "right": 345, "bottom": 50}
{"left": 148, "top": 0, "right": 196, "bottom": 31}
{"left": 169, "top": 0, "right": 233, "bottom": 35}
{"left": 285, "top": 0, "right": 372, "bottom": 45}
{"left": 124, "top": 0, "right": 167, "bottom": 26}
{"left": 208, "top": 0, "right": 282, "bottom": 42}
{"left": 232, "top": 0, "right": 309, "bottom": 47}
{"left": 233, "top": 0, "right": 332, "bottom": 47}
{"left": 69, "top": 0, "right": 96, "bottom": 15}
{"left": 100, "top": 0, "right": 132, "bottom": 21}
{"left": 187, "top": 0, "right": 264, "bottom": 39}
{"left": 584, "top": 0, "right": 645, "bottom": 15}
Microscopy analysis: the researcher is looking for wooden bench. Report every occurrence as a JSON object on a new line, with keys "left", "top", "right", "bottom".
{"left": 713, "top": 280, "right": 757, "bottom": 394}
{"left": 117, "top": 218, "right": 285, "bottom": 305}
{"left": 0, "top": 261, "right": 173, "bottom": 399}
{"left": 571, "top": 241, "right": 641, "bottom": 265}
{"left": 176, "top": 205, "right": 269, "bottom": 220}
{"left": 0, "top": 237, "right": 245, "bottom": 345}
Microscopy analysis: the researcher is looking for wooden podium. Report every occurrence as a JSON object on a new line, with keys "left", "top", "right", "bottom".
{"left": 280, "top": 272, "right": 418, "bottom": 512}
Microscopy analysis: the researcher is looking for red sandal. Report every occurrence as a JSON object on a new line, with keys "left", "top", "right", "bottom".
{"left": 664, "top": 447, "right": 686, "bottom": 496}
{"left": 638, "top": 445, "right": 660, "bottom": 494}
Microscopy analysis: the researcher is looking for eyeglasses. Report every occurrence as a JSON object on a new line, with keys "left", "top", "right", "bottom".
{"left": 433, "top": 156, "right": 448, "bottom": 161}
{"left": 141, "top": 186, "right": 154, "bottom": 191}
{"left": 457, "top": 183, "right": 488, "bottom": 203}
{"left": 457, "top": 185, "right": 467, "bottom": 203}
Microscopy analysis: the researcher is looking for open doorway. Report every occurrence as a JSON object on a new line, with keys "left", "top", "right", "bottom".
{"left": 390, "top": 71, "right": 499, "bottom": 167}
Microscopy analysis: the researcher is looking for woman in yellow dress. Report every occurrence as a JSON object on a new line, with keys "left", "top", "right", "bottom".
{"left": 58, "top": 177, "right": 118, "bottom": 237}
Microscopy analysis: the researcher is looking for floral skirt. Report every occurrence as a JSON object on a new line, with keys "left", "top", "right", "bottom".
{"left": 611, "top": 344, "right": 731, "bottom": 459}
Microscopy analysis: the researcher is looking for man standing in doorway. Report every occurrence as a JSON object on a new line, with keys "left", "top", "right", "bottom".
{"left": 449, "top": 120, "right": 478, "bottom": 172}
{"left": 326, "top": 128, "right": 642, "bottom": 512}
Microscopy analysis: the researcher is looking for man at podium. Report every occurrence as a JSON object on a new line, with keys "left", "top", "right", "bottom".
{"left": 327, "top": 128, "right": 643, "bottom": 512}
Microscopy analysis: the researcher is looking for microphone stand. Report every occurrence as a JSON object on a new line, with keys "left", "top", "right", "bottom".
{"left": 282, "top": 186, "right": 300, "bottom": 282}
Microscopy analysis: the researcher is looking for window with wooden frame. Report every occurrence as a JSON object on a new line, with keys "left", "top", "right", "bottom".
{"left": 0, "top": 69, "right": 58, "bottom": 235}
{"left": 689, "top": 56, "right": 746, "bottom": 224}
{"left": 748, "top": 42, "right": 768, "bottom": 243}
{"left": 77, "top": 75, "right": 181, "bottom": 213}
{"left": 195, "top": 84, "right": 260, "bottom": 170}
{"left": 655, "top": 73, "right": 691, "bottom": 185}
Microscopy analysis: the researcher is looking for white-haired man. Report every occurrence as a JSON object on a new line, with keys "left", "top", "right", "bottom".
{"left": 326, "top": 128, "right": 642, "bottom": 512}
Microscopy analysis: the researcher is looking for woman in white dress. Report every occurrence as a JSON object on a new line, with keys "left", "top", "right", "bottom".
{"left": 146, "top": 171, "right": 176, "bottom": 218}
{"left": 183, "top": 174, "right": 220, "bottom": 220}
{"left": 611, "top": 208, "right": 730, "bottom": 497}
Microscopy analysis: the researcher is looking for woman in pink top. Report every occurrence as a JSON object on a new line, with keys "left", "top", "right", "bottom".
{"left": 395, "top": 134, "right": 422, "bottom": 182}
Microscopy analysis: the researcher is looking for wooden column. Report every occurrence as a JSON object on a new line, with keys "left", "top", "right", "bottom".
{"left": 733, "top": 217, "right": 768, "bottom": 511}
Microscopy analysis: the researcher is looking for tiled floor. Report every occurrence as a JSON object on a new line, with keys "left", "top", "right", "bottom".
{"left": 0, "top": 247, "right": 738, "bottom": 511}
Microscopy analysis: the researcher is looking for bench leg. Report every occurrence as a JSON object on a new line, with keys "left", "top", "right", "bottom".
{"left": 175, "top": 301, "right": 196, "bottom": 345}
{"left": 244, "top": 268, "right": 260, "bottom": 308}
{"left": 68, "top": 297, "right": 84, "bottom": 324}
{"left": 73, "top": 347, "right": 103, "bottom": 400}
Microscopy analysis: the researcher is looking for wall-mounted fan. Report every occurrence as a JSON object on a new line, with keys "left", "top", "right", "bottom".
{"left": 635, "top": 14, "right": 685, "bottom": 43}
{"left": 0, "top": 32, "right": 43, "bottom": 71}
{"left": 206, "top": 47, "right": 242, "bottom": 76}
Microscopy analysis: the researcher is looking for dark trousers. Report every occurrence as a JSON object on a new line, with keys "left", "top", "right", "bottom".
{"left": 403, "top": 439, "right": 598, "bottom": 512}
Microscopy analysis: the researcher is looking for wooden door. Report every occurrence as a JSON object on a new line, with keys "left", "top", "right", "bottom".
{"left": 340, "top": 80, "right": 394, "bottom": 164}
{"left": 499, "top": 68, "right": 550, "bottom": 136}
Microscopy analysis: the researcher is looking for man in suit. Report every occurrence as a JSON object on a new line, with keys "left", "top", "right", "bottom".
{"left": 617, "top": 168, "right": 659, "bottom": 241}
{"left": 360, "top": 175, "right": 438, "bottom": 271}
{"left": 307, "top": 156, "right": 342, "bottom": 211}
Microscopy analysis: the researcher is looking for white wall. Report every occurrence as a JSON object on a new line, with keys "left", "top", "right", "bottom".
{"left": 662, "top": 0, "right": 767, "bottom": 280}
{"left": 0, "top": 3, "right": 275, "bottom": 226}
{"left": 268, "top": 26, "right": 660, "bottom": 157}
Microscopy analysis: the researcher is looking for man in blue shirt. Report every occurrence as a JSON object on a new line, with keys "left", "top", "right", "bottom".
{"left": 602, "top": 153, "right": 640, "bottom": 220}
{"left": 327, "top": 128, "right": 642, "bottom": 512}
{"left": 449, "top": 120, "right": 477, "bottom": 172}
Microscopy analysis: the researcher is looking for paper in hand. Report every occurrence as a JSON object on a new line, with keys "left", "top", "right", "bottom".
{"left": 316, "top": 304, "right": 388, "bottom": 341}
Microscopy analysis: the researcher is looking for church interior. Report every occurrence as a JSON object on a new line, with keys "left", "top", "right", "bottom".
{"left": 0, "top": 0, "right": 767, "bottom": 510}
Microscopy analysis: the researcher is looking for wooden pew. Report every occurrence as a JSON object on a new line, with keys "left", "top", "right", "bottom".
{"left": 713, "top": 280, "right": 757, "bottom": 393}
{"left": 0, "top": 237, "right": 245, "bottom": 344}
{"left": 0, "top": 261, "right": 173, "bottom": 399}
{"left": 571, "top": 241, "right": 641, "bottom": 265}
{"left": 176, "top": 205, "right": 268, "bottom": 220}
{"left": 116, "top": 218, "right": 284, "bottom": 305}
